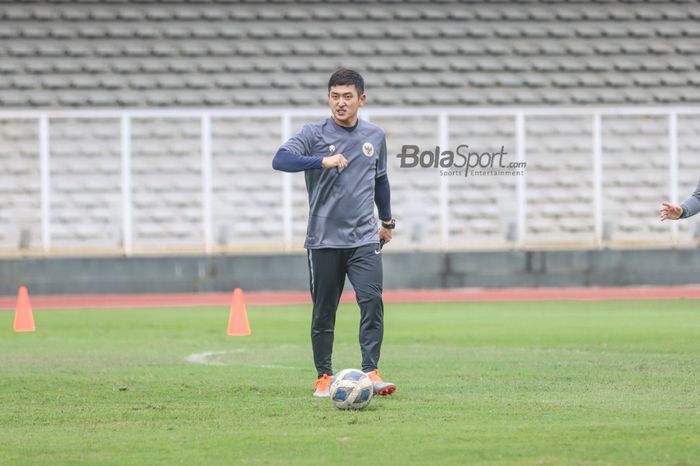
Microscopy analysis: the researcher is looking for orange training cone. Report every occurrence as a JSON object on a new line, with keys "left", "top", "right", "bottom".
{"left": 14, "top": 286, "right": 35, "bottom": 332}
{"left": 227, "top": 288, "right": 251, "bottom": 336}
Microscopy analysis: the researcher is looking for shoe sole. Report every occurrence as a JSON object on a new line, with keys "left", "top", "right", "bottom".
{"left": 375, "top": 385, "right": 396, "bottom": 396}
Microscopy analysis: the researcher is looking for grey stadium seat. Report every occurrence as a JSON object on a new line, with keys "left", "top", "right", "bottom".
{"left": 6, "top": 2, "right": 690, "bottom": 107}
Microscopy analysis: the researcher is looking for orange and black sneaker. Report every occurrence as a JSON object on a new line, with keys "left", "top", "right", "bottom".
{"left": 366, "top": 369, "right": 396, "bottom": 396}
{"left": 313, "top": 374, "right": 332, "bottom": 397}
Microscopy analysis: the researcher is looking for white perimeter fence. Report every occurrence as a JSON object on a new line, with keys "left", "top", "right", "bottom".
{"left": 1, "top": 106, "right": 699, "bottom": 255}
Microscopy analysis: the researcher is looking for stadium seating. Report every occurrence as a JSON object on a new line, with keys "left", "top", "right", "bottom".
{"left": 0, "top": 1, "right": 699, "bottom": 252}
{"left": 1, "top": 1, "right": 699, "bottom": 108}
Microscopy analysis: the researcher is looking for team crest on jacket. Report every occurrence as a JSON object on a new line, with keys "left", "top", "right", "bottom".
{"left": 362, "top": 142, "right": 374, "bottom": 157}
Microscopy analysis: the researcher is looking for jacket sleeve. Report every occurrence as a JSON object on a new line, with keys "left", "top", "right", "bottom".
{"left": 272, "top": 148, "right": 323, "bottom": 172}
{"left": 374, "top": 173, "right": 392, "bottom": 221}
{"left": 374, "top": 136, "right": 391, "bottom": 220}
{"left": 680, "top": 178, "right": 700, "bottom": 218}
{"left": 272, "top": 124, "right": 323, "bottom": 172}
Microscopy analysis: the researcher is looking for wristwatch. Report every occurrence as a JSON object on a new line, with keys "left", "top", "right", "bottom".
{"left": 381, "top": 219, "right": 396, "bottom": 230}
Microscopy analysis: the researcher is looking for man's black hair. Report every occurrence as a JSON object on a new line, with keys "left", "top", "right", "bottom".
{"left": 328, "top": 68, "right": 365, "bottom": 96}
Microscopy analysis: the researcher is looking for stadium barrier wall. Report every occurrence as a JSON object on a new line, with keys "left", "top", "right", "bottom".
{"left": 1, "top": 248, "right": 699, "bottom": 295}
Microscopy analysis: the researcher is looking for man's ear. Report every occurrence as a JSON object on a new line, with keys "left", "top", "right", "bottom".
{"left": 359, "top": 93, "right": 367, "bottom": 107}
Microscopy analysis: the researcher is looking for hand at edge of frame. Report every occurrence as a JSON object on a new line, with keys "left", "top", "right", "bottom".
{"left": 660, "top": 202, "right": 682, "bottom": 221}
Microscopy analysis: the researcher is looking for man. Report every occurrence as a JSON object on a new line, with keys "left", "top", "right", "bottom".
{"left": 660, "top": 180, "right": 700, "bottom": 220}
{"left": 272, "top": 68, "right": 397, "bottom": 398}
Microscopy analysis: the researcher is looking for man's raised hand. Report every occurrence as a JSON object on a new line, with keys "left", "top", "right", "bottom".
{"left": 322, "top": 154, "right": 348, "bottom": 169}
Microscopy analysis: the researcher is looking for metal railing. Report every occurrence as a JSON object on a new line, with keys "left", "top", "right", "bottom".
{"left": 1, "top": 106, "right": 699, "bottom": 255}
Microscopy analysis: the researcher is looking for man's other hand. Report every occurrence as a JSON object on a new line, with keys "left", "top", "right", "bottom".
{"left": 379, "top": 226, "right": 393, "bottom": 244}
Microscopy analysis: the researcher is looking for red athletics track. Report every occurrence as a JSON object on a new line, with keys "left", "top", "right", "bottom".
{"left": 1, "top": 286, "right": 700, "bottom": 310}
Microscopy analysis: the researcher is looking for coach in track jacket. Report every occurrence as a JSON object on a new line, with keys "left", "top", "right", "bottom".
{"left": 272, "top": 69, "right": 397, "bottom": 398}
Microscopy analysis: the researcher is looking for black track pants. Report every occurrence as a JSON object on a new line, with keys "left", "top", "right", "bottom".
{"left": 307, "top": 243, "right": 384, "bottom": 377}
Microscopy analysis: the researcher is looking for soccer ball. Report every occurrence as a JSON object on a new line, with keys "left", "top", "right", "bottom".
{"left": 330, "top": 368, "right": 374, "bottom": 410}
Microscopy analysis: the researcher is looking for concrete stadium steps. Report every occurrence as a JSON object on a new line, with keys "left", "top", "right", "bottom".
{"left": 601, "top": 115, "right": 670, "bottom": 242}
{"left": 446, "top": 116, "right": 516, "bottom": 246}
{"left": 523, "top": 116, "right": 594, "bottom": 243}
{"left": 1, "top": 2, "right": 699, "bottom": 107}
{"left": 48, "top": 118, "right": 122, "bottom": 249}
{"left": 212, "top": 117, "right": 285, "bottom": 246}
{"left": 128, "top": 118, "right": 203, "bottom": 248}
{"left": 0, "top": 119, "right": 41, "bottom": 250}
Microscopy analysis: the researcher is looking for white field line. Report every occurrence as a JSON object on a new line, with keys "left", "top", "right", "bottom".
{"left": 183, "top": 348, "right": 303, "bottom": 370}
{"left": 183, "top": 350, "right": 231, "bottom": 366}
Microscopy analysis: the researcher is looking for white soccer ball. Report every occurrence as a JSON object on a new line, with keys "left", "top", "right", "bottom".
{"left": 330, "top": 368, "right": 374, "bottom": 410}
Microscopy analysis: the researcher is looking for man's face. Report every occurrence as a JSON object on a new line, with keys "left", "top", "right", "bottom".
{"left": 328, "top": 84, "right": 366, "bottom": 126}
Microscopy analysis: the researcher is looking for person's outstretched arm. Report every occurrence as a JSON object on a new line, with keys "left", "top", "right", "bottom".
{"left": 660, "top": 178, "right": 700, "bottom": 220}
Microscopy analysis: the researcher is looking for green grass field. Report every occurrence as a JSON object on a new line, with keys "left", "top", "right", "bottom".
{"left": 1, "top": 300, "right": 699, "bottom": 465}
